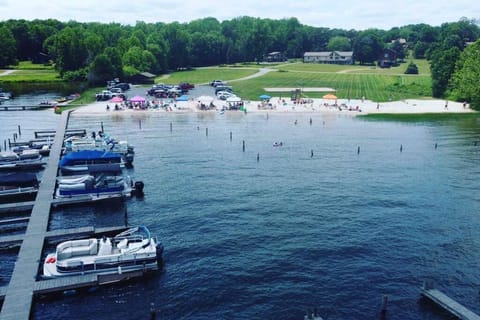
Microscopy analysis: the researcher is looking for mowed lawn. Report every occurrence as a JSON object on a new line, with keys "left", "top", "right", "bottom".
{"left": 164, "top": 60, "right": 433, "bottom": 102}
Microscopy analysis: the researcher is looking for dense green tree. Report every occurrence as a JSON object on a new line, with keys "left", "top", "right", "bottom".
{"left": 163, "top": 22, "right": 191, "bottom": 69}
{"left": 352, "top": 30, "right": 383, "bottom": 64}
{"left": 48, "top": 26, "right": 88, "bottom": 76}
{"left": 449, "top": 40, "right": 480, "bottom": 109}
{"left": 327, "top": 36, "right": 351, "bottom": 51}
{"left": 389, "top": 39, "right": 406, "bottom": 59}
{"left": 88, "top": 53, "right": 113, "bottom": 84}
{"left": 103, "top": 47, "right": 124, "bottom": 78}
{"left": 430, "top": 47, "right": 461, "bottom": 97}
{"left": 122, "top": 46, "right": 145, "bottom": 73}
{"left": 0, "top": 26, "right": 18, "bottom": 67}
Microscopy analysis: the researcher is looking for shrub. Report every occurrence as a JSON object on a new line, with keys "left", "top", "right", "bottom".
{"left": 405, "top": 61, "right": 419, "bottom": 74}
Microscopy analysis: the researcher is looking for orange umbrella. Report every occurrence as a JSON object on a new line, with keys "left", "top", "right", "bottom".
{"left": 323, "top": 93, "right": 337, "bottom": 100}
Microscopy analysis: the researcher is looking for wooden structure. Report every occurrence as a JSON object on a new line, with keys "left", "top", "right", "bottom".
{"left": 421, "top": 281, "right": 480, "bottom": 320}
{"left": 303, "top": 51, "right": 354, "bottom": 65}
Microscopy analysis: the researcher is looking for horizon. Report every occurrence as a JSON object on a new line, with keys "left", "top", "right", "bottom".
{"left": 0, "top": 0, "right": 479, "bottom": 31}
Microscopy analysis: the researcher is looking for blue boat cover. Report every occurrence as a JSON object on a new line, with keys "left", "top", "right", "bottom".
{"left": 0, "top": 172, "right": 38, "bottom": 187}
{"left": 60, "top": 150, "right": 121, "bottom": 166}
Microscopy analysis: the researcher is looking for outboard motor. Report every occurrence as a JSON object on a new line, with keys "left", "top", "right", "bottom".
{"left": 156, "top": 243, "right": 164, "bottom": 267}
{"left": 132, "top": 180, "right": 145, "bottom": 197}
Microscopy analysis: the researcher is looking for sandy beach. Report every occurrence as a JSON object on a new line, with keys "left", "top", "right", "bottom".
{"left": 73, "top": 95, "right": 476, "bottom": 116}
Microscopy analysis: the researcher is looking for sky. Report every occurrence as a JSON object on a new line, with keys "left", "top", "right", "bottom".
{"left": 0, "top": 0, "right": 478, "bottom": 30}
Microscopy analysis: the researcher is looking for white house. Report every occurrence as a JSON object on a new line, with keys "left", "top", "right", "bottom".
{"left": 303, "top": 51, "right": 354, "bottom": 65}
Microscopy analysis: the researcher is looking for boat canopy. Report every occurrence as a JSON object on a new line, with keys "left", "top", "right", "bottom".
{"left": 0, "top": 172, "right": 38, "bottom": 187}
{"left": 60, "top": 150, "right": 121, "bottom": 166}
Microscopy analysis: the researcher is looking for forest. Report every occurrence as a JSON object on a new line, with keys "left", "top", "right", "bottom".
{"left": 0, "top": 16, "right": 479, "bottom": 107}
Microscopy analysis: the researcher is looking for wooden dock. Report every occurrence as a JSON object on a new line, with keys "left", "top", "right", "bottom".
{"left": 0, "top": 113, "right": 138, "bottom": 319}
{"left": 0, "top": 269, "right": 149, "bottom": 301}
{"left": 421, "top": 282, "right": 480, "bottom": 320}
{"left": 0, "top": 105, "right": 54, "bottom": 111}
{"left": 0, "top": 111, "right": 70, "bottom": 320}
{"left": 0, "top": 226, "right": 127, "bottom": 247}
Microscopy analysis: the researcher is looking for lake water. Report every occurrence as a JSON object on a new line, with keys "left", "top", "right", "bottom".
{"left": 1, "top": 108, "right": 480, "bottom": 320}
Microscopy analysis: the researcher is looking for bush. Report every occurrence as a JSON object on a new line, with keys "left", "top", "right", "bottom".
{"left": 405, "top": 61, "right": 419, "bottom": 74}
{"left": 63, "top": 68, "right": 88, "bottom": 82}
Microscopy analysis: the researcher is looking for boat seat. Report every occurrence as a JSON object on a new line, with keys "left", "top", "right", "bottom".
{"left": 117, "top": 238, "right": 128, "bottom": 250}
{"left": 57, "top": 239, "right": 98, "bottom": 260}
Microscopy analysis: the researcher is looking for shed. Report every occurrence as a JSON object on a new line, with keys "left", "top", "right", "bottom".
{"left": 129, "top": 72, "right": 156, "bottom": 84}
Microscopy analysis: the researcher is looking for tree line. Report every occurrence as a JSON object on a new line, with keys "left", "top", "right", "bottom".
{"left": 0, "top": 16, "right": 479, "bottom": 107}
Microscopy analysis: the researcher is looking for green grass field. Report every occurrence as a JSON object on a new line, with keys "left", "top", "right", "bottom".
{"left": 3, "top": 59, "right": 434, "bottom": 105}
{"left": 157, "top": 67, "right": 259, "bottom": 85}
{"left": 1, "top": 61, "right": 61, "bottom": 82}
{"left": 162, "top": 60, "right": 432, "bottom": 102}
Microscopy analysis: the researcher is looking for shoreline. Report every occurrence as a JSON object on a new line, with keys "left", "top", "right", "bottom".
{"left": 72, "top": 96, "right": 477, "bottom": 116}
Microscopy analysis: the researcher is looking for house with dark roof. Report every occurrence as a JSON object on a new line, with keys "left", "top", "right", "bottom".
{"left": 264, "top": 52, "right": 287, "bottom": 62}
{"left": 129, "top": 72, "right": 156, "bottom": 84}
{"left": 378, "top": 49, "right": 398, "bottom": 68}
{"left": 303, "top": 51, "right": 354, "bottom": 65}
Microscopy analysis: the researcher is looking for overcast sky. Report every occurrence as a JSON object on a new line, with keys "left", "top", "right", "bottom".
{"left": 0, "top": 0, "right": 478, "bottom": 30}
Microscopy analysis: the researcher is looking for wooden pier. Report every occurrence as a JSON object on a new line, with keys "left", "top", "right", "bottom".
{"left": 0, "top": 105, "right": 54, "bottom": 111}
{"left": 0, "top": 269, "right": 148, "bottom": 300}
{"left": 0, "top": 113, "right": 141, "bottom": 319}
{"left": 421, "top": 282, "right": 480, "bottom": 320}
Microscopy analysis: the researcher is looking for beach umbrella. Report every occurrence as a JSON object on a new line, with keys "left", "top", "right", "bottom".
{"left": 111, "top": 96, "right": 124, "bottom": 103}
{"left": 197, "top": 95, "right": 214, "bottom": 103}
{"left": 130, "top": 95, "right": 146, "bottom": 103}
{"left": 259, "top": 94, "right": 271, "bottom": 100}
{"left": 226, "top": 96, "right": 242, "bottom": 103}
{"left": 322, "top": 93, "right": 337, "bottom": 100}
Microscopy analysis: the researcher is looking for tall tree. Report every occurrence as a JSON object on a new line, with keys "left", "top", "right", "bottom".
{"left": 430, "top": 46, "right": 461, "bottom": 97}
{"left": 0, "top": 26, "right": 17, "bottom": 67}
{"left": 327, "top": 36, "right": 351, "bottom": 51}
{"left": 449, "top": 40, "right": 480, "bottom": 109}
{"left": 352, "top": 30, "right": 383, "bottom": 64}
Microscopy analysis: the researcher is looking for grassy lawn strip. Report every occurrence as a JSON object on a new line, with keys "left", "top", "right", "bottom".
{"left": 157, "top": 67, "right": 260, "bottom": 85}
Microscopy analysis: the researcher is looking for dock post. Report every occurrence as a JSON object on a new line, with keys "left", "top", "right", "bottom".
{"left": 242, "top": 140, "right": 245, "bottom": 152}
{"left": 380, "top": 295, "right": 388, "bottom": 318}
{"left": 170, "top": 122, "right": 172, "bottom": 133}
{"left": 257, "top": 153, "right": 260, "bottom": 162}
{"left": 357, "top": 146, "right": 360, "bottom": 154}
{"left": 101, "top": 121, "right": 104, "bottom": 133}
{"left": 139, "top": 120, "right": 142, "bottom": 129}
{"left": 206, "top": 127, "right": 208, "bottom": 137}
{"left": 150, "top": 302, "right": 157, "bottom": 320}
{"left": 230, "top": 131, "right": 232, "bottom": 141}
{"left": 18, "top": 125, "right": 21, "bottom": 136}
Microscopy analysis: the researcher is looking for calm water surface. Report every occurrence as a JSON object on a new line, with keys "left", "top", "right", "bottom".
{"left": 1, "top": 109, "right": 480, "bottom": 320}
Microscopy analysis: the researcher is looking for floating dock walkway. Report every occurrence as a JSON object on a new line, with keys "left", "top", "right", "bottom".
{"left": 421, "top": 281, "right": 480, "bottom": 320}
{"left": 0, "top": 111, "right": 136, "bottom": 320}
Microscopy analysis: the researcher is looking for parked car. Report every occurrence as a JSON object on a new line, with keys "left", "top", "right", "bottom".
{"left": 215, "top": 85, "right": 233, "bottom": 94}
{"left": 210, "top": 80, "right": 227, "bottom": 87}
{"left": 178, "top": 82, "right": 195, "bottom": 91}
{"left": 95, "top": 90, "right": 113, "bottom": 101}
{"left": 217, "top": 91, "right": 236, "bottom": 100}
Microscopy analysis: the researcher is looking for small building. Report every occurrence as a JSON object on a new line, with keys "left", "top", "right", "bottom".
{"left": 129, "top": 72, "right": 156, "bottom": 85}
{"left": 303, "top": 51, "right": 354, "bottom": 65}
{"left": 378, "top": 49, "right": 398, "bottom": 68}
{"left": 264, "top": 52, "right": 287, "bottom": 62}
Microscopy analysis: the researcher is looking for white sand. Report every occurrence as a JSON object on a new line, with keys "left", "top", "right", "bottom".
{"left": 72, "top": 97, "right": 475, "bottom": 115}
